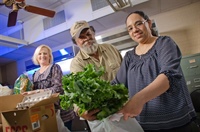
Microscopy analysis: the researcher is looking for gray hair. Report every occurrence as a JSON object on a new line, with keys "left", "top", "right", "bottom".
{"left": 32, "top": 44, "right": 53, "bottom": 65}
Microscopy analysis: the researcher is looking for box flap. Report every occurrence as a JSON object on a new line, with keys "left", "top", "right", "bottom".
{"left": 0, "top": 94, "right": 24, "bottom": 112}
{"left": 16, "top": 90, "right": 53, "bottom": 109}
{"left": 0, "top": 94, "right": 24, "bottom": 123}
{"left": 1, "top": 103, "right": 58, "bottom": 132}
{"left": 31, "top": 93, "right": 59, "bottom": 108}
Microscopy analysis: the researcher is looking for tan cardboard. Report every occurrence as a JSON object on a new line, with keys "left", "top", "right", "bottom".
{"left": 30, "top": 94, "right": 59, "bottom": 108}
{"left": 0, "top": 93, "right": 59, "bottom": 132}
{"left": 0, "top": 94, "right": 23, "bottom": 124}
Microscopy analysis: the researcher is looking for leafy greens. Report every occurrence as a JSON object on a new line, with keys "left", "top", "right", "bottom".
{"left": 60, "top": 64, "right": 128, "bottom": 120}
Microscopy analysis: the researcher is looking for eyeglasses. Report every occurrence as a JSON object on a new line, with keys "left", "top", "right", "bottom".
{"left": 127, "top": 20, "right": 147, "bottom": 32}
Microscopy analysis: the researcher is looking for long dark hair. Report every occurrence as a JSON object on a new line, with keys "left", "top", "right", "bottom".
{"left": 125, "top": 11, "right": 158, "bottom": 37}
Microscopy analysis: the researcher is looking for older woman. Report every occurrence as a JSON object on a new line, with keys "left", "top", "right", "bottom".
{"left": 31, "top": 44, "right": 75, "bottom": 131}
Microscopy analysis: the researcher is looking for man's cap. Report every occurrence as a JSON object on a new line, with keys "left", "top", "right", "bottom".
{"left": 70, "top": 20, "right": 90, "bottom": 38}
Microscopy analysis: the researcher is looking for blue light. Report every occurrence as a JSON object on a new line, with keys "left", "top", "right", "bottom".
{"left": 61, "top": 58, "right": 67, "bottom": 61}
{"left": 59, "top": 49, "right": 68, "bottom": 55}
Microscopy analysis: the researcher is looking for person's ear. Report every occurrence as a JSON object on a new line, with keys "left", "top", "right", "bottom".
{"left": 92, "top": 31, "right": 95, "bottom": 36}
{"left": 72, "top": 38, "right": 77, "bottom": 44}
{"left": 90, "top": 29, "right": 95, "bottom": 36}
{"left": 148, "top": 20, "right": 152, "bottom": 29}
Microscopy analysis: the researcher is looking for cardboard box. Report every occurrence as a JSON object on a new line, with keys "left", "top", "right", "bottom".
{"left": 0, "top": 94, "right": 23, "bottom": 132}
{"left": 0, "top": 93, "right": 59, "bottom": 132}
{"left": 0, "top": 94, "right": 23, "bottom": 124}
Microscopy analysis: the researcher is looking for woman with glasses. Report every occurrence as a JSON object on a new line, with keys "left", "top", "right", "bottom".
{"left": 112, "top": 11, "right": 199, "bottom": 131}
{"left": 31, "top": 44, "right": 75, "bottom": 131}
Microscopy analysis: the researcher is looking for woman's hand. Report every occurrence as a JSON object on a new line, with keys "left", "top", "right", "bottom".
{"left": 119, "top": 94, "right": 144, "bottom": 121}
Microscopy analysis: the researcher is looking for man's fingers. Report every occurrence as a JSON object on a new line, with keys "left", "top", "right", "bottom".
{"left": 80, "top": 109, "right": 100, "bottom": 121}
{"left": 118, "top": 109, "right": 123, "bottom": 113}
{"left": 87, "top": 116, "right": 97, "bottom": 121}
{"left": 123, "top": 114, "right": 128, "bottom": 121}
{"left": 89, "top": 109, "right": 100, "bottom": 115}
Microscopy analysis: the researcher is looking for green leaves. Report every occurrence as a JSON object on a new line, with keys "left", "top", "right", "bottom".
{"left": 60, "top": 64, "right": 128, "bottom": 120}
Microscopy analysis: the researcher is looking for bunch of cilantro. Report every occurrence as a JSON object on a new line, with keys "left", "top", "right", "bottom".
{"left": 60, "top": 64, "right": 128, "bottom": 120}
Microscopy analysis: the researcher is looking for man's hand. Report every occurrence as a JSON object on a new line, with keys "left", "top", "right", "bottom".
{"left": 80, "top": 109, "right": 100, "bottom": 121}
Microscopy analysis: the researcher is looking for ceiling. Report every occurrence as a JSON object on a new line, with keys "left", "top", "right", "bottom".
{"left": 0, "top": 0, "right": 71, "bottom": 66}
{"left": 0, "top": 0, "right": 199, "bottom": 66}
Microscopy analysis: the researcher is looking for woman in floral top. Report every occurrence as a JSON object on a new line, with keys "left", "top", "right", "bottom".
{"left": 31, "top": 44, "right": 75, "bottom": 131}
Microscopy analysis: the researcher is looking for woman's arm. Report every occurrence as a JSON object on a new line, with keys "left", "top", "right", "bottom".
{"left": 120, "top": 73, "right": 169, "bottom": 120}
{"left": 120, "top": 37, "right": 182, "bottom": 120}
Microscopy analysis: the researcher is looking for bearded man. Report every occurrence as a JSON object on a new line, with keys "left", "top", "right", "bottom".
{"left": 69, "top": 20, "right": 123, "bottom": 131}
{"left": 70, "top": 20, "right": 122, "bottom": 81}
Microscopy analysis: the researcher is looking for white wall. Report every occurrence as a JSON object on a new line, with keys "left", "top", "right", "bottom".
{"left": 151, "top": 2, "right": 200, "bottom": 56}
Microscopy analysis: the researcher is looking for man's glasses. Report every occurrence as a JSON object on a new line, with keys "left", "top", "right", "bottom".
{"left": 127, "top": 20, "right": 148, "bottom": 32}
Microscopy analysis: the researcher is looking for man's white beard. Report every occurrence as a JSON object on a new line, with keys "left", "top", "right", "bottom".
{"left": 80, "top": 42, "right": 98, "bottom": 55}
